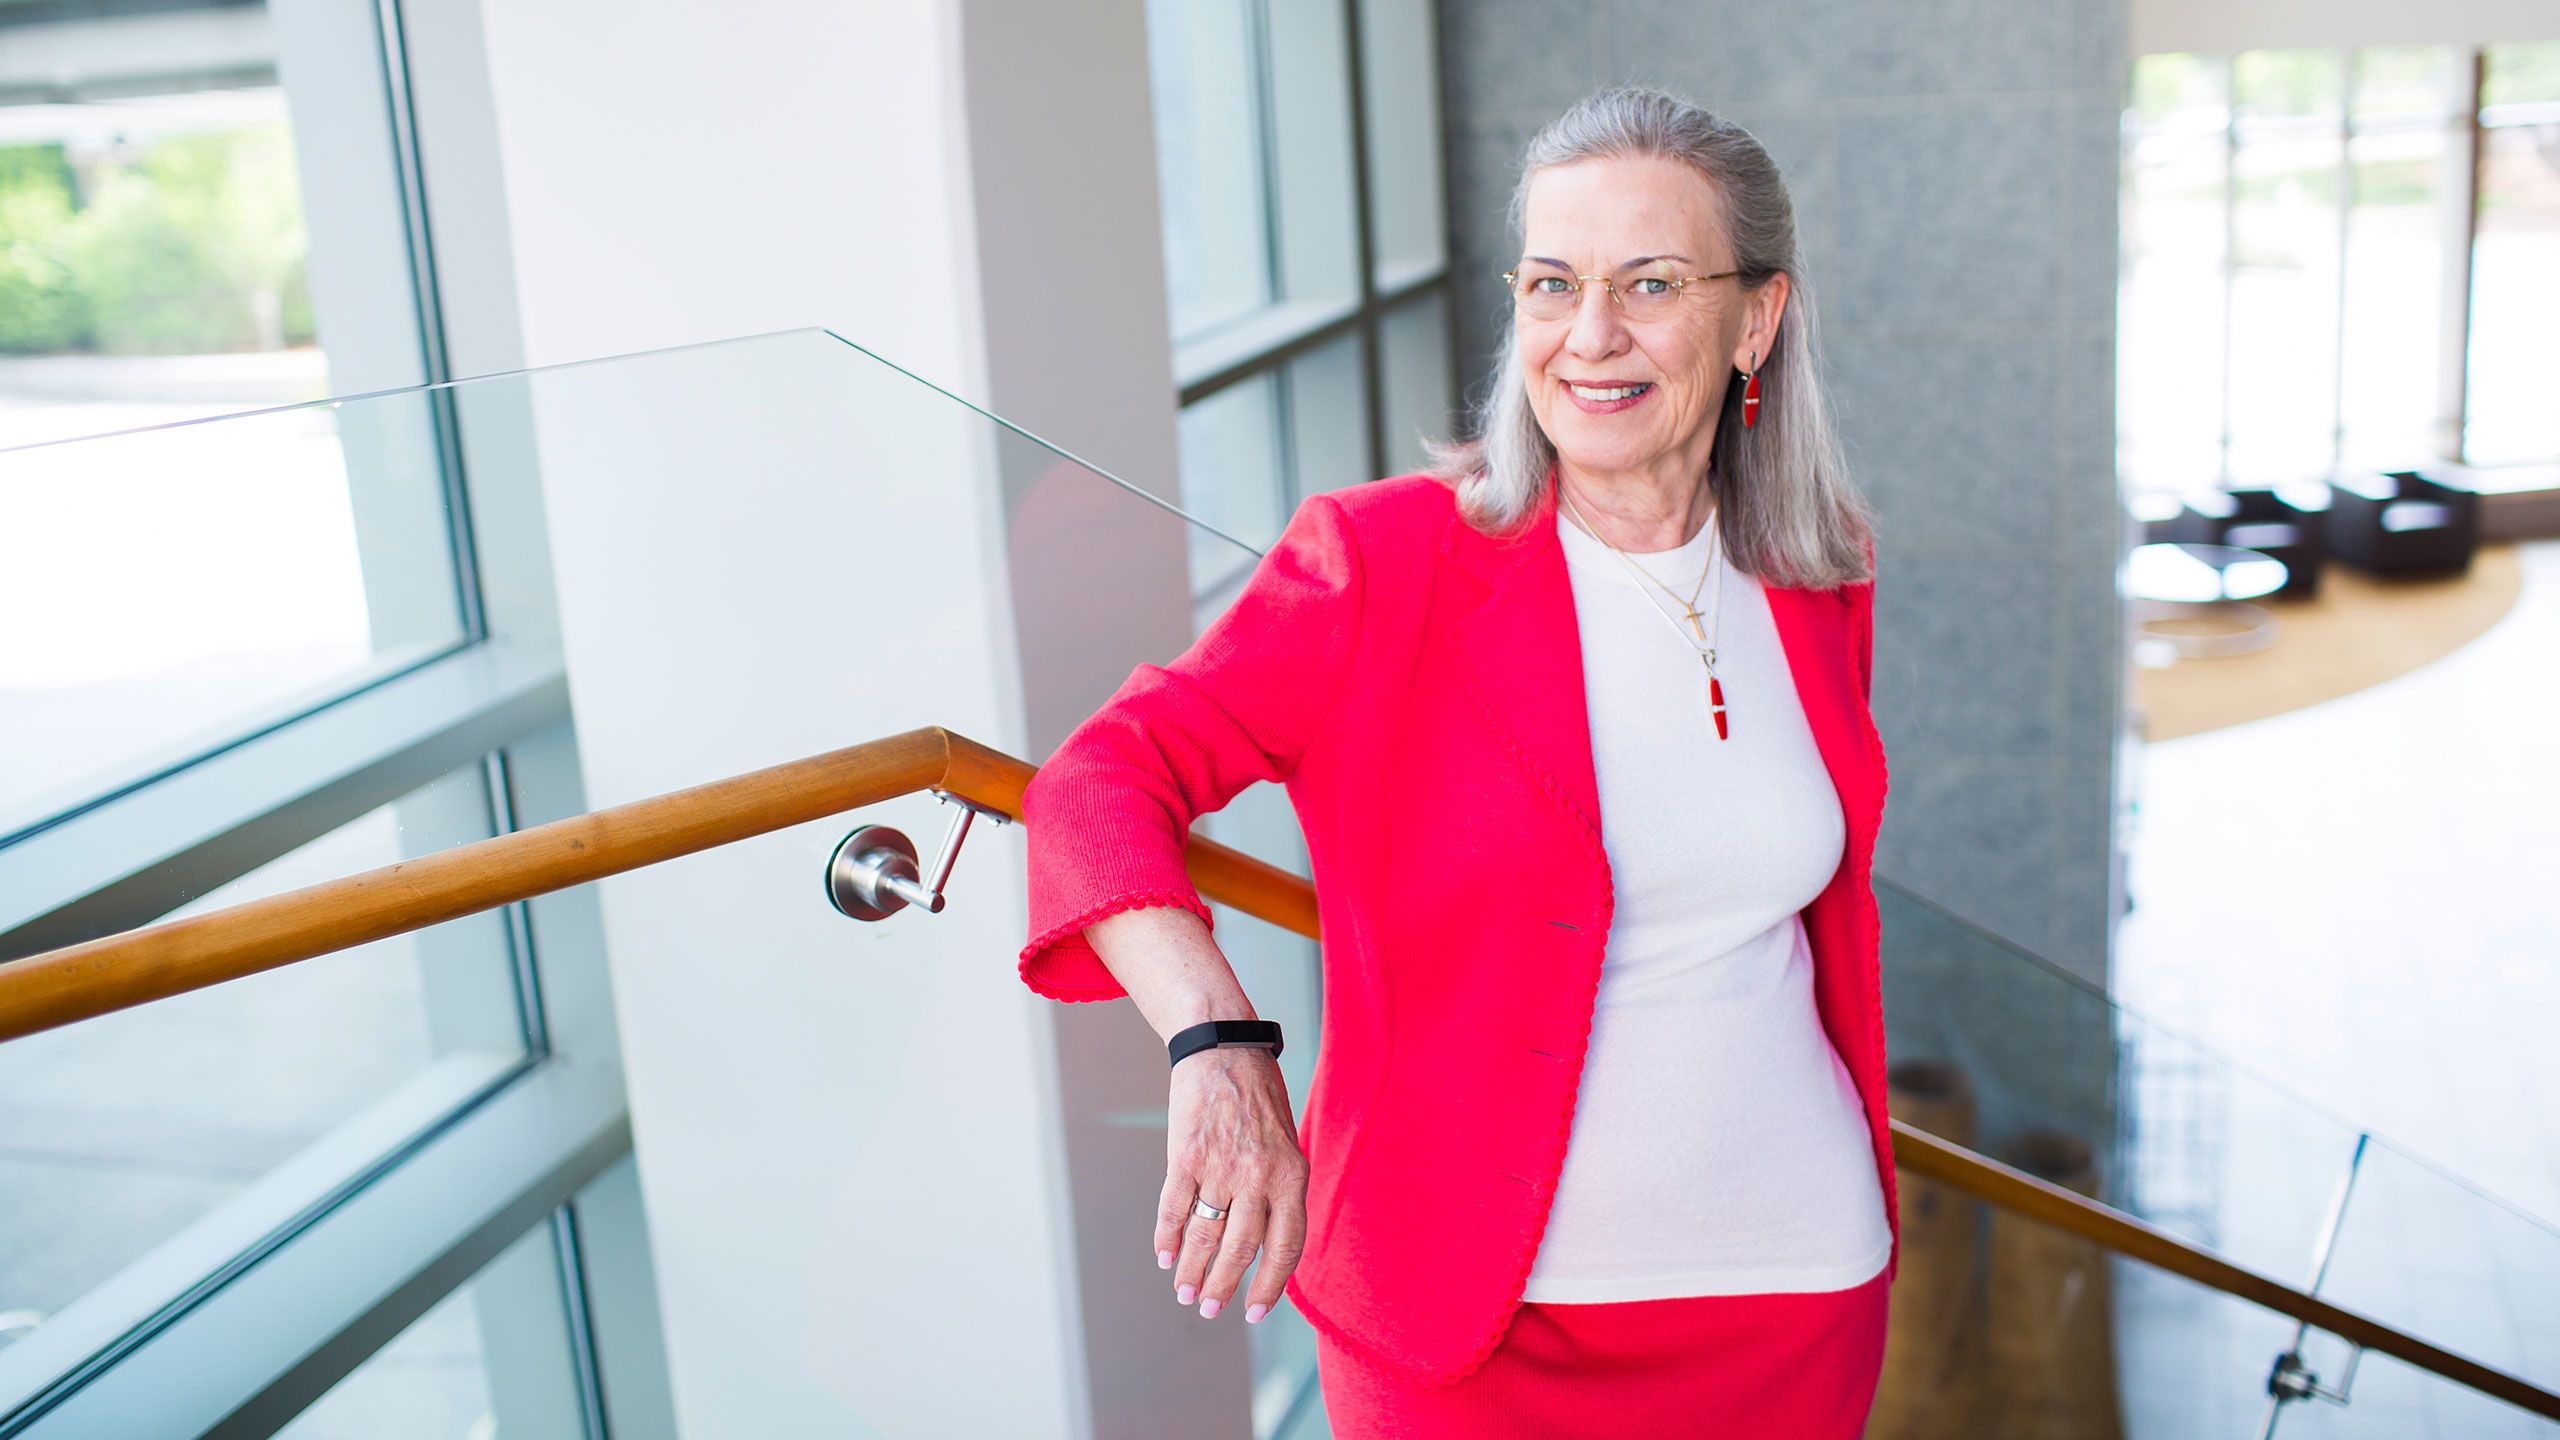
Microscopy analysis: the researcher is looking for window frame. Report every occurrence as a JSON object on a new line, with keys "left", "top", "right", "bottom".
{"left": 1166, "top": 0, "right": 1458, "bottom": 503}
{"left": 2124, "top": 41, "right": 2557, "bottom": 491}
{"left": 0, "top": 0, "right": 660, "bottom": 1430}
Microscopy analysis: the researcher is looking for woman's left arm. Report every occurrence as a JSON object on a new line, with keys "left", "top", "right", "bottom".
{"left": 1016, "top": 493, "right": 1366, "bottom": 1003}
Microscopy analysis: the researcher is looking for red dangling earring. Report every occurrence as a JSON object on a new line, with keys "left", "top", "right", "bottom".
{"left": 1741, "top": 348, "right": 1762, "bottom": 429}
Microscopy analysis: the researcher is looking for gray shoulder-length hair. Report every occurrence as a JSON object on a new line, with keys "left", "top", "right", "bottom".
{"left": 1425, "top": 84, "right": 1876, "bottom": 591}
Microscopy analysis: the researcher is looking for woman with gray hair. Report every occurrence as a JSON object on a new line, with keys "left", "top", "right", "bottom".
{"left": 1018, "top": 83, "right": 1892, "bottom": 1436}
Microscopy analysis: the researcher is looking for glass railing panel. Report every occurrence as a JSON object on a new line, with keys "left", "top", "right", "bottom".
{"left": 1876, "top": 1221, "right": 2312, "bottom": 1438}
{"left": 1879, "top": 876, "right": 2367, "bottom": 1280}
{"left": 0, "top": 390, "right": 470, "bottom": 837}
{"left": 418, "top": 327, "right": 1318, "bottom": 1433}
{"left": 2316, "top": 1135, "right": 2560, "bottom": 1422}
{"left": 1, "top": 326, "right": 1305, "bottom": 1427}
{"left": 13, "top": 323, "right": 2543, "bottom": 1434}
{"left": 419, "top": 327, "right": 1320, "bottom": 1424}
{"left": 1873, "top": 1120, "right": 2558, "bottom": 1437}
{"left": 1877, "top": 872, "right": 2560, "bottom": 1435}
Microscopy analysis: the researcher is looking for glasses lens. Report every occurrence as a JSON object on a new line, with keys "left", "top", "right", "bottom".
{"left": 1513, "top": 272, "right": 1575, "bottom": 321}
{"left": 1618, "top": 273, "right": 1680, "bottom": 320}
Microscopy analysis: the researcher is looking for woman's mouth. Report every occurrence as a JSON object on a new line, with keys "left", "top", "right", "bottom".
{"left": 1564, "top": 380, "right": 1654, "bottom": 415}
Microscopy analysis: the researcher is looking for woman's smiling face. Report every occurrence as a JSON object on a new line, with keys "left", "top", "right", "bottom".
{"left": 1515, "top": 152, "right": 1744, "bottom": 486}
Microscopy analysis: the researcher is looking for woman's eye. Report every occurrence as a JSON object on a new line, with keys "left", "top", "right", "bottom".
{"left": 1629, "top": 277, "right": 1671, "bottom": 296}
{"left": 1531, "top": 277, "right": 1572, "bottom": 295}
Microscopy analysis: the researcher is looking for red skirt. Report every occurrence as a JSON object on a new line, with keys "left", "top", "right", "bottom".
{"left": 1312, "top": 1266, "right": 1891, "bottom": 1440}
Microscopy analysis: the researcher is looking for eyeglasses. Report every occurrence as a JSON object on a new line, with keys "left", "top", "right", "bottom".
{"left": 1500, "top": 265, "right": 1741, "bottom": 323}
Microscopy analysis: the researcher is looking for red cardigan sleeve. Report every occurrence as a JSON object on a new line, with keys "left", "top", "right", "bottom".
{"left": 1016, "top": 491, "right": 1367, "bottom": 1003}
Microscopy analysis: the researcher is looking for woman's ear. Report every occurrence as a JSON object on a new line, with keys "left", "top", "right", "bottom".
{"left": 1752, "top": 271, "right": 1790, "bottom": 360}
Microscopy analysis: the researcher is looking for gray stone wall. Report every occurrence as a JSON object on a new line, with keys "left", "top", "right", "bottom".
{"left": 1436, "top": 1, "right": 2132, "bottom": 989}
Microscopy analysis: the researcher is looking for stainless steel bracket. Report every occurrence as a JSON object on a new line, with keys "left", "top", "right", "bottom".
{"left": 824, "top": 789, "right": 1012, "bottom": 921}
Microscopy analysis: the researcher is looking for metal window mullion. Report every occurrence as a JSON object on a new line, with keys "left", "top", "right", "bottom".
{"left": 2332, "top": 49, "right": 2352, "bottom": 476}
{"left": 1178, "top": 268, "right": 1447, "bottom": 407}
{"left": 1337, "top": 0, "right": 1387, "bottom": 485}
{"left": 2219, "top": 53, "right": 2238, "bottom": 486}
{"left": 1274, "top": 359, "right": 1303, "bottom": 510}
{"left": 548, "top": 1206, "right": 611, "bottom": 1440}
{"left": 1241, "top": 0, "right": 1302, "bottom": 526}
{"left": 483, "top": 748, "right": 552, "bottom": 1057}
{"left": 1245, "top": 0, "right": 1289, "bottom": 316}
{"left": 2443, "top": 47, "right": 2485, "bottom": 464}
{"left": 372, "top": 0, "right": 490, "bottom": 645}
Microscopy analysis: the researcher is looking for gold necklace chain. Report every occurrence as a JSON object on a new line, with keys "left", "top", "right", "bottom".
{"left": 1557, "top": 483, "right": 1726, "bottom": 672}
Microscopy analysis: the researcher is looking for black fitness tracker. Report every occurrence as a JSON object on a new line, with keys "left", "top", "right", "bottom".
{"left": 1168, "top": 1019, "right": 1285, "bottom": 1070}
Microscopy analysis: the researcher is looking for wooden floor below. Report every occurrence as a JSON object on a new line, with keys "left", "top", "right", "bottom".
{"left": 2132, "top": 543, "right": 2527, "bottom": 743}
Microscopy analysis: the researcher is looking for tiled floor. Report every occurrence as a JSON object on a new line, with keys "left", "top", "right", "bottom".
{"left": 2117, "top": 538, "right": 2560, "bottom": 1437}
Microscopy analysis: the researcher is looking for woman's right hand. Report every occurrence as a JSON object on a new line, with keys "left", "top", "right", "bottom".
{"left": 1159, "top": 1044, "right": 1307, "bottom": 1324}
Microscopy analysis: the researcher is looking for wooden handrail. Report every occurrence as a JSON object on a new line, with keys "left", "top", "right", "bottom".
{"left": 0, "top": 727, "right": 1313, "bottom": 1045}
{"left": 2, "top": 726, "right": 2552, "bottom": 1421}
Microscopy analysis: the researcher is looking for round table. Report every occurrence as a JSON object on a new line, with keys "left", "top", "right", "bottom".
{"left": 2127, "top": 542, "right": 2290, "bottom": 661}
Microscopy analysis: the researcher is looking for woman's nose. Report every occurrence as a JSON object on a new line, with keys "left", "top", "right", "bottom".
{"left": 1564, "top": 284, "right": 1631, "bottom": 357}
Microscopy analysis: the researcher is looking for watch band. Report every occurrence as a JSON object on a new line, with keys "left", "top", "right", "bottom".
{"left": 1168, "top": 1019, "right": 1285, "bottom": 1069}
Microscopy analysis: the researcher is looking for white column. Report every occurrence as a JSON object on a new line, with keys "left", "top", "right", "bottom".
{"left": 452, "top": 0, "right": 1229, "bottom": 1433}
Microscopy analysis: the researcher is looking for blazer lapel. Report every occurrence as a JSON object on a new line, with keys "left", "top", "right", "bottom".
{"left": 1764, "top": 580, "right": 1885, "bottom": 861}
{"left": 1440, "top": 482, "right": 1603, "bottom": 835}
{"left": 1439, "top": 478, "right": 1879, "bottom": 862}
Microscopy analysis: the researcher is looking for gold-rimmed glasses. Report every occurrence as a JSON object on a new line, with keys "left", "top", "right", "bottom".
{"left": 1500, "top": 264, "right": 1741, "bottom": 323}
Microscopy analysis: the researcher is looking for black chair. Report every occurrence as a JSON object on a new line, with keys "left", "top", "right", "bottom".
{"left": 2164, "top": 485, "right": 2330, "bottom": 599}
{"left": 2325, "top": 468, "right": 2480, "bottom": 577}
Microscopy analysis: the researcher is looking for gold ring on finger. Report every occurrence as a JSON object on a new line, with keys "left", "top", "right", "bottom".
{"left": 1192, "top": 1197, "right": 1228, "bottom": 1222}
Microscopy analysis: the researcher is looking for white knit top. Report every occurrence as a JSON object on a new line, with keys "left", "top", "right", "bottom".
{"left": 1518, "top": 509, "right": 1892, "bottom": 1303}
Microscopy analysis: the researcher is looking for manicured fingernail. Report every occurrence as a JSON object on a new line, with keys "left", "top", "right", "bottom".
{"left": 1246, "top": 1303, "right": 1269, "bottom": 1324}
{"left": 1177, "top": 1282, "right": 1198, "bottom": 1305}
{"left": 1200, "top": 1297, "right": 1221, "bottom": 1318}
{"left": 1158, "top": 1250, "right": 1174, "bottom": 1270}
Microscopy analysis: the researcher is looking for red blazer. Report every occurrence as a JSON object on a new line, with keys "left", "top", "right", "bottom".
{"left": 1017, "top": 472, "right": 1895, "bottom": 1391}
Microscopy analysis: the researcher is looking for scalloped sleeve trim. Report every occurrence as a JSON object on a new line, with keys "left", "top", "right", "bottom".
{"left": 1016, "top": 889, "right": 1217, "bottom": 1004}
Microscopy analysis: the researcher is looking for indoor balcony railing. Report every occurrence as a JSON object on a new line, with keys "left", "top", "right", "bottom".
{"left": 4, "top": 738, "right": 2557, "bottom": 1437}
{"left": 0, "top": 329, "right": 2552, "bottom": 1437}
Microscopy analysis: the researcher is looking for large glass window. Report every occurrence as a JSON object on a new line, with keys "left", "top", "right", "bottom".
{"left": 0, "top": 0, "right": 434, "bottom": 449}
{"left": 2225, "top": 50, "right": 2344, "bottom": 485}
{"left": 2121, "top": 38, "right": 2560, "bottom": 499}
{"left": 269, "top": 1217, "right": 585, "bottom": 1440}
{"left": 0, "top": 0, "right": 467, "bottom": 839}
{"left": 1148, "top": 0, "right": 1456, "bottom": 614}
{"left": 2121, "top": 53, "right": 2231, "bottom": 501}
{"left": 0, "top": 97, "right": 320, "bottom": 445}
{"left": 2467, "top": 41, "right": 2560, "bottom": 466}
{"left": 0, "top": 4, "right": 657, "bottom": 1430}
{"left": 255, "top": 1151, "right": 667, "bottom": 1440}
{"left": 2340, "top": 46, "right": 2453, "bottom": 473}
{"left": 1143, "top": 0, "right": 1277, "bottom": 341}
{"left": 0, "top": 396, "right": 470, "bottom": 835}
{"left": 0, "top": 760, "right": 529, "bottom": 1361}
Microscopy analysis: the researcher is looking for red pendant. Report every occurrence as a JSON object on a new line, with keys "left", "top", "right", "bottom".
{"left": 1741, "top": 370, "right": 1761, "bottom": 429}
{"left": 1708, "top": 672, "right": 1729, "bottom": 739}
